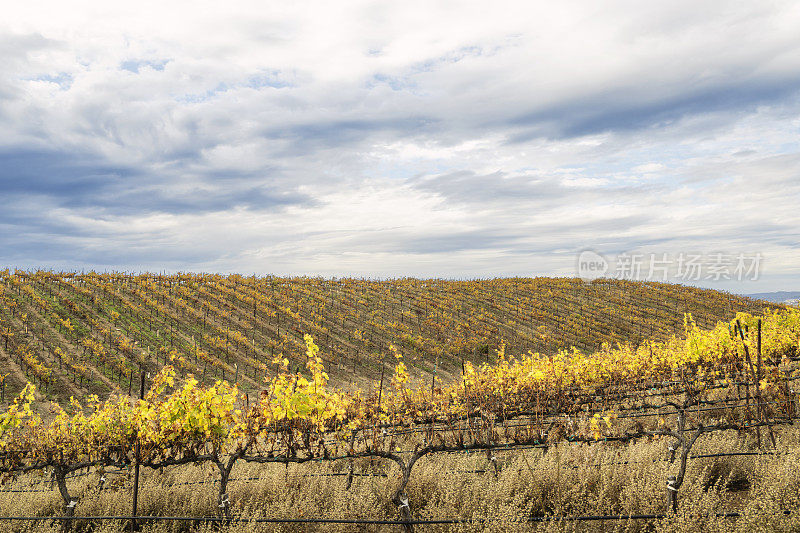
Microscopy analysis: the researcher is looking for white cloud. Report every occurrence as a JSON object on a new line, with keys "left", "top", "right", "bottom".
{"left": 0, "top": 1, "right": 798, "bottom": 291}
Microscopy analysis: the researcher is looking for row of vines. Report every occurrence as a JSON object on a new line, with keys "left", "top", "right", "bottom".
{"left": 0, "top": 270, "right": 777, "bottom": 404}
{"left": 1, "top": 307, "right": 799, "bottom": 528}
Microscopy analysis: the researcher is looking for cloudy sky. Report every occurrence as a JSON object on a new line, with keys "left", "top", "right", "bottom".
{"left": 1, "top": 1, "right": 799, "bottom": 292}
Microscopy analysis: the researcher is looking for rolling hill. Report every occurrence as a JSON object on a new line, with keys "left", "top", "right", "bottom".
{"left": 0, "top": 271, "right": 781, "bottom": 408}
{"left": 745, "top": 291, "right": 800, "bottom": 304}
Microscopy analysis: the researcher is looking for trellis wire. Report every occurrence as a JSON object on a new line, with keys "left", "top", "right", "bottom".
{"left": 0, "top": 509, "right": 792, "bottom": 525}
{"left": 0, "top": 447, "right": 792, "bottom": 493}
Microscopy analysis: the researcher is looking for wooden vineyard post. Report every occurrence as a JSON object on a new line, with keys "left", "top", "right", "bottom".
{"left": 130, "top": 371, "right": 145, "bottom": 532}
{"left": 757, "top": 318, "right": 762, "bottom": 371}
{"left": 757, "top": 319, "right": 777, "bottom": 447}
{"left": 736, "top": 320, "right": 761, "bottom": 448}
{"left": 377, "top": 354, "right": 386, "bottom": 409}
{"left": 431, "top": 352, "right": 439, "bottom": 398}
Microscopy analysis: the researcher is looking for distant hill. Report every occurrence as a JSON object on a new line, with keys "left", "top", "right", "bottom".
{"left": 0, "top": 272, "right": 782, "bottom": 408}
{"left": 744, "top": 291, "right": 800, "bottom": 303}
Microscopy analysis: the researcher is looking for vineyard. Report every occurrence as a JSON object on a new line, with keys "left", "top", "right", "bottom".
{"left": 0, "top": 293, "right": 799, "bottom": 531}
{"left": 0, "top": 271, "right": 778, "bottom": 407}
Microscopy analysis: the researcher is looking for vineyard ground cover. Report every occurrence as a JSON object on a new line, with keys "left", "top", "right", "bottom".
{"left": 3, "top": 424, "right": 800, "bottom": 532}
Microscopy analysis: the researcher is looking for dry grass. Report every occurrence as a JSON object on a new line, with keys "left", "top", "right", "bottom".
{"left": 3, "top": 426, "right": 800, "bottom": 533}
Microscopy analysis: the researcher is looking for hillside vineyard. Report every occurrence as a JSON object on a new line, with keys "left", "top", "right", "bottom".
{"left": 0, "top": 271, "right": 778, "bottom": 405}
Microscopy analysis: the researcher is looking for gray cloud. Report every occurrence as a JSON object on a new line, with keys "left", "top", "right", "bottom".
{"left": 261, "top": 116, "right": 440, "bottom": 158}
{"left": 505, "top": 76, "right": 800, "bottom": 141}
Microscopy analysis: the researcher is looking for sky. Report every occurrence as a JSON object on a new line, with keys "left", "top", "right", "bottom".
{"left": 0, "top": 1, "right": 799, "bottom": 293}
